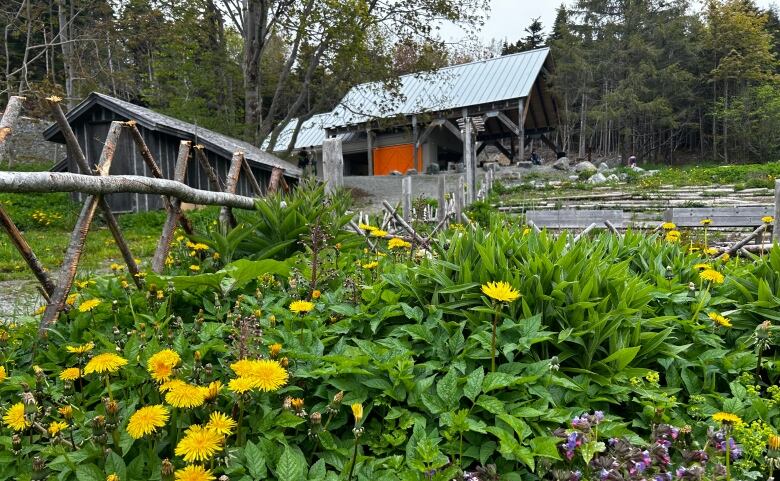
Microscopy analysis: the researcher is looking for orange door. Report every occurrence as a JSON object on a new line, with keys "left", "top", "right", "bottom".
{"left": 373, "top": 144, "right": 422, "bottom": 176}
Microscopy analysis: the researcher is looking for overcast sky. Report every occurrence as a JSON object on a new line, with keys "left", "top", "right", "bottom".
{"left": 440, "top": 0, "right": 778, "bottom": 44}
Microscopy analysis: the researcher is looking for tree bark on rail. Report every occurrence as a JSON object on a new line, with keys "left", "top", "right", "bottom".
{"left": 0, "top": 96, "right": 25, "bottom": 167}
{"left": 219, "top": 152, "right": 244, "bottom": 231}
{"left": 0, "top": 172, "right": 257, "bottom": 210}
{"left": 152, "top": 141, "right": 191, "bottom": 273}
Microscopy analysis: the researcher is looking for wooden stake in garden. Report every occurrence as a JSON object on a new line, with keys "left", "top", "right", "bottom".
{"left": 219, "top": 152, "right": 244, "bottom": 232}
{"left": 152, "top": 141, "right": 191, "bottom": 273}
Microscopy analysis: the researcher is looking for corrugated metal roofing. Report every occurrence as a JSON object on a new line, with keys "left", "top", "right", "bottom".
{"left": 268, "top": 114, "right": 359, "bottom": 152}
{"left": 326, "top": 47, "right": 550, "bottom": 128}
{"left": 44, "top": 92, "right": 301, "bottom": 176}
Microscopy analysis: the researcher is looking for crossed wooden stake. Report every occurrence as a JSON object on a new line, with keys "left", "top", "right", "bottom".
{"left": 0, "top": 96, "right": 285, "bottom": 336}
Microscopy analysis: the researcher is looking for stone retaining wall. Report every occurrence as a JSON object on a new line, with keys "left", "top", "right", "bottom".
{"left": 2, "top": 117, "right": 62, "bottom": 168}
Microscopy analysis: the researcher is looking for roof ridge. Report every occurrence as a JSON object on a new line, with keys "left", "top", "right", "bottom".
{"left": 394, "top": 46, "right": 550, "bottom": 80}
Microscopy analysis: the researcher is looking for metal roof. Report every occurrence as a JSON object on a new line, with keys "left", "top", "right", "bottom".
{"left": 43, "top": 92, "right": 301, "bottom": 176}
{"left": 267, "top": 113, "right": 359, "bottom": 152}
{"left": 327, "top": 47, "right": 551, "bottom": 128}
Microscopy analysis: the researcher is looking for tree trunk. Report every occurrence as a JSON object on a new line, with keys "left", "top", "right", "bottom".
{"left": 57, "top": 0, "right": 76, "bottom": 108}
{"left": 242, "top": 0, "right": 266, "bottom": 144}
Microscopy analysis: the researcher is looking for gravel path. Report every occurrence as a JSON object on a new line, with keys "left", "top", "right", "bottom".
{"left": 0, "top": 279, "right": 42, "bottom": 319}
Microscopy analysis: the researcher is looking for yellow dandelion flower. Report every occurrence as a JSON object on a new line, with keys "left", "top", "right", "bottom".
{"left": 147, "top": 349, "right": 181, "bottom": 383}
{"left": 769, "top": 434, "right": 780, "bottom": 450}
{"left": 189, "top": 265, "right": 200, "bottom": 272}
{"left": 34, "top": 305, "right": 46, "bottom": 316}
{"left": 0, "top": 366, "right": 6, "bottom": 383}
{"left": 65, "top": 293, "right": 78, "bottom": 306}
{"left": 84, "top": 352, "right": 127, "bottom": 375}
{"left": 358, "top": 223, "right": 376, "bottom": 232}
{"left": 204, "top": 380, "right": 222, "bottom": 401}
{"left": 312, "top": 289, "right": 321, "bottom": 299}
{"left": 289, "top": 300, "right": 314, "bottom": 314}
{"left": 47, "top": 421, "right": 68, "bottom": 436}
{"left": 175, "top": 425, "right": 223, "bottom": 463}
{"left": 704, "top": 247, "right": 719, "bottom": 255}
{"left": 227, "top": 376, "right": 256, "bottom": 394}
{"left": 159, "top": 379, "right": 186, "bottom": 393}
{"left": 693, "top": 263, "right": 711, "bottom": 270}
{"left": 661, "top": 222, "right": 676, "bottom": 230}
{"left": 362, "top": 261, "right": 379, "bottom": 270}
{"left": 481, "top": 281, "right": 521, "bottom": 303}
{"left": 205, "top": 412, "right": 237, "bottom": 436}
{"left": 708, "top": 312, "right": 732, "bottom": 328}
{"left": 59, "top": 367, "right": 81, "bottom": 381}
{"left": 58, "top": 405, "right": 73, "bottom": 418}
{"left": 229, "top": 359, "right": 288, "bottom": 392}
{"left": 763, "top": 216, "right": 774, "bottom": 224}
{"left": 700, "top": 218, "right": 712, "bottom": 226}
{"left": 174, "top": 464, "right": 215, "bottom": 481}
{"left": 665, "top": 230, "right": 681, "bottom": 242}
{"left": 107, "top": 474, "right": 120, "bottom": 481}
{"left": 78, "top": 299, "right": 101, "bottom": 313}
{"left": 721, "top": 253, "right": 730, "bottom": 262}
{"left": 700, "top": 269, "right": 725, "bottom": 284}
{"left": 165, "top": 382, "right": 208, "bottom": 409}
{"left": 371, "top": 229, "right": 389, "bottom": 237}
{"left": 712, "top": 412, "right": 742, "bottom": 424}
{"left": 351, "top": 403, "right": 363, "bottom": 423}
{"left": 388, "top": 238, "right": 412, "bottom": 249}
{"left": 192, "top": 243, "right": 209, "bottom": 251}
{"left": 269, "top": 343, "right": 282, "bottom": 358}
{"left": 126, "top": 405, "right": 169, "bottom": 439}
{"left": 3, "top": 403, "right": 30, "bottom": 431}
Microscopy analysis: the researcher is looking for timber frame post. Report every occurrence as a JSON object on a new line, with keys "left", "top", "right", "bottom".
{"left": 366, "top": 129, "right": 374, "bottom": 176}
{"left": 219, "top": 152, "right": 244, "bottom": 232}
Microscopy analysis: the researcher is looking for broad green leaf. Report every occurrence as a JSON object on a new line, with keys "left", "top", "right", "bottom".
{"left": 276, "top": 446, "right": 306, "bottom": 481}
{"left": 464, "top": 367, "right": 484, "bottom": 402}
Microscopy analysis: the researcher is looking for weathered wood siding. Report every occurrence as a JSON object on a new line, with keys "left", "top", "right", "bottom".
{"left": 65, "top": 104, "right": 271, "bottom": 213}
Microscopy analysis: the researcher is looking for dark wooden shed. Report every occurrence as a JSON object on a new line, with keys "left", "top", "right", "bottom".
{"left": 44, "top": 92, "right": 301, "bottom": 213}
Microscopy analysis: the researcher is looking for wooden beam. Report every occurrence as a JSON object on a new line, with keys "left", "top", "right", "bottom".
{"left": 539, "top": 133, "right": 558, "bottom": 152}
{"left": 518, "top": 99, "right": 527, "bottom": 159}
{"left": 219, "top": 152, "right": 244, "bottom": 231}
{"left": 268, "top": 167, "right": 285, "bottom": 194}
{"left": 0, "top": 205, "right": 55, "bottom": 295}
{"left": 534, "top": 79, "right": 553, "bottom": 129}
{"left": 241, "top": 158, "right": 264, "bottom": 196}
{"left": 40, "top": 126, "right": 121, "bottom": 334}
{"left": 493, "top": 141, "right": 513, "bottom": 161}
{"left": 416, "top": 119, "right": 445, "bottom": 148}
{"left": 152, "top": 141, "right": 191, "bottom": 273}
{"left": 411, "top": 115, "right": 419, "bottom": 172}
{"left": 0, "top": 172, "right": 257, "bottom": 209}
{"left": 46, "top": 100, "right": 141, "bottom": 282}
{"left": 443, "top": 120, "right": 462, "bottom": 140}
{"left": 194, "top": 145, "right": 224, "bottom": 192}
{"left": 366, "top": 129, "right": 374, "bottom": 176}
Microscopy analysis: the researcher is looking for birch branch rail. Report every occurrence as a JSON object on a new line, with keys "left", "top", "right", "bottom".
{"left": 0, "top": 172, "right": 257, "bottom": 210}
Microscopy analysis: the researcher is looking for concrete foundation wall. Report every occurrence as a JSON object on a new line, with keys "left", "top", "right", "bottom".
{"left": 343, "top": 172, "right": 485, "bottom": 212}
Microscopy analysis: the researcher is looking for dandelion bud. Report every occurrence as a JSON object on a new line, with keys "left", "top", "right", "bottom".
{"left": 0, "top": 329, "right": 9, "bottom": 343}
{"left": 269, "top": 343, "right": 282, "bottom": 358}
{"left": 310, "top": 411, "right": 322, "bottom": 425}
{"left": 92, "top": 415, "right": 106, "bottom": 434}
{"left": 161, "top": 458, "right": 175, "bottom": 476}
{"left": 194, "top": 351, "right": 202, "bottom": 362}
{"left": 770, "top": 434, "right": 780, "bottom": 451}
{"left": 107, "top": 474, "right": 120, "bottom": 481}
{"left": 204, "top": 363, "right": 213, "bottom": 376}
{"left": 104, "top": 398, "right": 119, "bottom": 416}
{"left": 279, "top": 357, "right": 289, "bottom": 368}
{"left": 12, "top": 434, "right": 21, "bottom": 453}
{"left": 269, "top": 315, "right": 276, "bottom": 326}
{"left": 32, "top": 455, "right": 45, "bottom": 473}
{"left": 218, "top": 476, "right": 230, "bottom": 481}
{"left": 156, "top": 290, "right": 164, "bottom": 300}
{"left": 312, "top": 290, "right": 321, "bottom": 300}
{"left": 282, "top": 396, "right": 293, "bottom": 411}
{"left": 291, "top": 398, "right": 304, "bottom": 412}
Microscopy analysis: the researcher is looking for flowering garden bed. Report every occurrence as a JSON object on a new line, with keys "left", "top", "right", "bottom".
{"left": 1, "top": 183, "right": 779, "bottom": 481}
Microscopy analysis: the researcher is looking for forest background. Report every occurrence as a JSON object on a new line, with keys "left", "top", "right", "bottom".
{"left": 1, "top": 0, "right": 779, "bottom": 164}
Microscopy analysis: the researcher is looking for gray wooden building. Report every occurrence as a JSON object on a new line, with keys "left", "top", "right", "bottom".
{"left": 44, "top": 92, "right": 300, "bottom": 213}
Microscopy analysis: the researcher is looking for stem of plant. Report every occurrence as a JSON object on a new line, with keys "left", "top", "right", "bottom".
{"left": 347, "top": 435, "right": 360, "bottom": 481}
{"left": 491, "top": 305, "right": 500, "bottom": 373}
{"left": 725, "top": 434, "right": 731, "bottom": 481}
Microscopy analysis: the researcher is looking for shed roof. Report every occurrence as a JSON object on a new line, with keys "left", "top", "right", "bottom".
{"left": 266, "top": 113, "right": 359, "bottom": 152}
{"left": 327, "top": 47, "right": 551, "bottom": 128}
{"left": 43, "top": 92, "right": 301, "bottom": 176}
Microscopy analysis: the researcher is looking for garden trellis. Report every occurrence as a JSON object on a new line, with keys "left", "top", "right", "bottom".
{"left": 0, "top": 96, "right": 288, "bottom": 334}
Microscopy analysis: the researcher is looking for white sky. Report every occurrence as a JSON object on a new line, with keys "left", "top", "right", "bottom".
{"left": 440, "top": 0, "right": 778, "bottom": 44}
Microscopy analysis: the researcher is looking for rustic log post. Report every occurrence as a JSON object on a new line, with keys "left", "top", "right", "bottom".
{"left": 268, "top": 167, "right": 285, "bottom": 194}
{"left": 152, "top": 141, "right": 191, "bottom": 273}
{"left": 573, "top": 223, "right": 598, "bottom": 243}
{"left": 0, "top": 96, "right": 25, "bottom": 168}
{"left": 40, "top": 131, "right": 120, "bottom": 334}
{"left": 46, "top": 99, "right": 141, "bottom": 283}
{"left": 125, "top": 122, "right": 193, "bottom": 235}
{"left": 0, "top": 206, "right": 55, "bottom": 295}
{"left": 322, "top": 138, "right": 343, "bottom": 195}
{"left": 455, "top": 176, "right": 465, "bottom": 223}
{"left": 720, "top": 224, "right": 768, "bottom": 258}
{"left": 241, "top": 158, "right": 264, "bottom": 196}
{"left": 219, "top": 152, "right": 244, "bottom": 231}
{"left": 194, "top": 145, "right": 224, "bottom": 192}
{"left": 402, "top": 176, "right": 412, "bottom": 221}
{"left": 0, "top": 172, "right": 257, "bottom": 209}
{"left": 462, "top": 117, "right": 474, "bottom": 204}
{"left": 382, "top": 200, "right": 428, "bottom": 246}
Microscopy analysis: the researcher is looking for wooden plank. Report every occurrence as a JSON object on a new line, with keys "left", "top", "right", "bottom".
{"left": 152, "top": 141, "right": 191, "bottom": 273}
{"left": 668, "top": 206, "right": 773, "bottom": 227}
{"left": 241, "top": 157, "right": 264, "bottom": 196}
{"left": 0, "top": 204, "right": 55, "bottom": 296}
{"left": 526, "top": 209, "right": 626, "bottom": 229}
